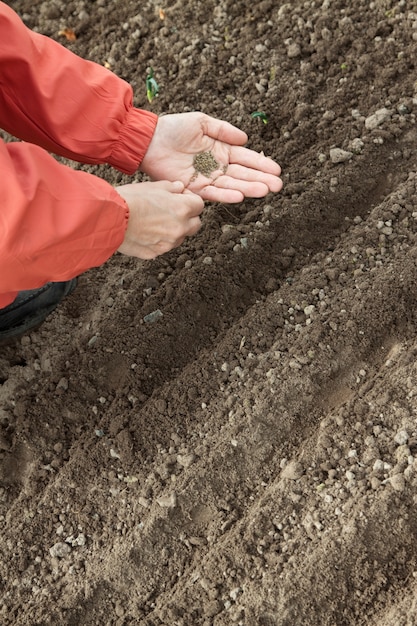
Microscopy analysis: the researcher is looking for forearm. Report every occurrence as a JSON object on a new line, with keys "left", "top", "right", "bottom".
{"left": 0, "top": 2, "right": 157, "bottom": 173}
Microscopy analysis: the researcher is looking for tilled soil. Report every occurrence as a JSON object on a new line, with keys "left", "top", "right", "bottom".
{"left": 1, "top": 0, "right": 417, "bottom": 624}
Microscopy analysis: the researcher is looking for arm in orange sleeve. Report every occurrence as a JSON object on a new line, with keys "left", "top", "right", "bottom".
{"left": 0, "top": 139, "right": 129, "bottom": 307}
{"left": 0, "top": 2, "right": 159, "bottom": 306}
{"left": 0, "top": 2, "right": 157, "bottom": 173}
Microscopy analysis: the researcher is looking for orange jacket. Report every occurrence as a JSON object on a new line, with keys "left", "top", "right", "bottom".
{"left": 0, "top": 2, "right": 158, "bottom": 307}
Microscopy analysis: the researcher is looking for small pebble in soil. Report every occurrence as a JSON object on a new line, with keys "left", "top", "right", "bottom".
{"left": 143, "top": 309, "right": 163, "bottom": 323}
{"left": 156, "top": 492, "right": 177, "bottom": 509}
{"left": 65, "top": 533, "right": 86, "bottom": 547}
{"left": 281, "top": 460, "right": 304, "bottom": 480}
{"left": 177, "top": 453, "right": 195, "bottom": 468}
{"left": 49, "top": 542, "right": 71, "bottom": 558}
{"left": 389, "top": 474, "right": 405, "bottom": 492}
{"left": 330, "top": 148, "right": 353, "bottom": 164}
{"left": 394, "top": 430, "right": 408, "bottom": 445}
{"left": 365, "top": 107, "right": 392, "bottom": 130}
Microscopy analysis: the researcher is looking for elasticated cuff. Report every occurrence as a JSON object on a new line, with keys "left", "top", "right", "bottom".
{"left": 109, "top": 108, "right": 158, "bottom": 175}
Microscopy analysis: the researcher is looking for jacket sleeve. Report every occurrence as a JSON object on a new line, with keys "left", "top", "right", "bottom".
{"left": 0, "top": 2, "right": 159, "bottom": 306}
{"left": 0, "top": 2, "right": 158, "bottom": 174}
{"left": 0, "top": 139, "right": 129, "bottom": 307}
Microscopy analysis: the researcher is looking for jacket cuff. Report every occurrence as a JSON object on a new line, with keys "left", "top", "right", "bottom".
{"left": 109, "top": 108, "right": 158, "bottom": 175}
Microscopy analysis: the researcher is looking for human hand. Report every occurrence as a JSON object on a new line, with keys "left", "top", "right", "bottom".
{"left": 116, "top": 180, "right": 204, "bottom": 259}
{"left": 140, "top": 112, "right": 282, "bottom": 203}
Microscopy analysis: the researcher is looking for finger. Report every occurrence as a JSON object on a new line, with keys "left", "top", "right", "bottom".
{"left": 178, "top": 193, "right": 205, "bottom": 217}
{"left": 186, "top": 215, "right": 203, "bottom": 236}
{"left": 202, "top": 116, "right": 248, "bottom": 146}
{"left": 209, "top": 175, "right": 271, "bottom": 198}
{"left": 150, "top": 217, "right": 202, "bottom": 253}
{"left": 225, "top": 164, "right": 283, "bottom": 192}
{"left": 169, "top": 216, "right": 201, "bottom": 242}
{"left": 157, "top": 180, "right": 185, "bottom": 193}
{"left": 229, "top": 145, "right": 282, "bottom": 176}
{"left": 200, "top": 186, "right": 245, "bottom": 204}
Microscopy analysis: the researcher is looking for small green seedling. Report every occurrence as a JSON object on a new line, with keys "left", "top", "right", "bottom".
{"left": 146, "top": 68, "right": 159, "bottom": 103}
{"left": 251, "top": 111, "right": 268, "bottom": 124}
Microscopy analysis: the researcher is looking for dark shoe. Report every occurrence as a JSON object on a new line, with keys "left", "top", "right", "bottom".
{"left": 0, "top": 279, "right": 77, "bottom": 342}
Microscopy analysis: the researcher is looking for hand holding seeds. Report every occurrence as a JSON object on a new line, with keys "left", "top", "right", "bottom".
{"left": 116, "top": 181, "right": 204, "bottom": 260}
{"left": 140, "top": 112, "right": 283, "bottom": 203}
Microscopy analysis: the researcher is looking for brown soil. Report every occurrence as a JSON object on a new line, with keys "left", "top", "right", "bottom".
{"left": 1, "top": 0, "right": 417, "bottom": 624}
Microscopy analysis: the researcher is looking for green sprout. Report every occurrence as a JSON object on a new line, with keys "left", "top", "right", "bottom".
{"left": 146, "top": 67, "right": 159, "bottom": 103}
{"left": 340, "top": 62, "right": 348, "bottom": 71}
{"left": 251, "top": 111, "right": 268, "bottom": 124}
